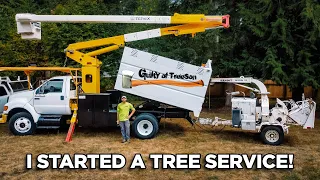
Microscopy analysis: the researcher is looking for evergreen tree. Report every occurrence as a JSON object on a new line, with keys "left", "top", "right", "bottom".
{"left": 0, "top": 0, "right": 319, "bottom": 102}
{"left": 238, "top": 0, "right": 320, "bottom": 101}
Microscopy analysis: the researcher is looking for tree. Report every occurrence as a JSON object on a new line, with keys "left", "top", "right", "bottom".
{"left": 1, "top": 0, "right": 319, "bottom": 104}
{"left": 238, "top": 0, "right": 320, "bottom": 101}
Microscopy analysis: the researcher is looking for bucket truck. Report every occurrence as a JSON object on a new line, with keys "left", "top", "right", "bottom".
{"left": 0, "top": 13, "right": 228, "bottom": 141}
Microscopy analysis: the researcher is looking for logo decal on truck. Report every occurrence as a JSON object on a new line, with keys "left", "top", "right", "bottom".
{"left": 138, "top": 69, "right": 197, "bottom": 80}
{"left": 130, "top": 17, "right": 151, "bottom": 21}
{"left": 121, "top": 69, "right": 202, "bottom": 89}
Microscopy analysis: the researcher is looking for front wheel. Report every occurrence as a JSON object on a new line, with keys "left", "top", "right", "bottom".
{"left": 9, "top": 112, "right": 36, "bottom": 135}
{"left": 132, "top": 113, "right": 159, "bottom": 139}
{"left": 260, "top": 126, "right": 284, "bottom": 145}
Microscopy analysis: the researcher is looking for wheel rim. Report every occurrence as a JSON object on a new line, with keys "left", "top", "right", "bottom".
{"left": 14, "top": 117, "right": 32, "bottom": 133}
{"left": 137, "top": 120, "right": 153, "bottom": 136}
{"left": 265, "top": 129, "right": 279, "bottom": 143}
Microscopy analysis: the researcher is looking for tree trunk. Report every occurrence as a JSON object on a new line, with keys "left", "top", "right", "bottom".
{"left": 291, "top": 86, "right": 304, "bottom": 102}
{"left": 225, "top": 83, "right": 235, "bottom": 106}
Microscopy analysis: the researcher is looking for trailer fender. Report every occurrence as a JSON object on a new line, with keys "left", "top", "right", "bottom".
{"left": 258, "top": 123, "right": 289, "bottom": 134}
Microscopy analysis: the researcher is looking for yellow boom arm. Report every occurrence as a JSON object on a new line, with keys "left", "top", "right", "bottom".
{"left": 64, "top": 14, "right": 230, "bottom": 93}
{"left": 15, "top": 13, "right": 230, "bottom": 93}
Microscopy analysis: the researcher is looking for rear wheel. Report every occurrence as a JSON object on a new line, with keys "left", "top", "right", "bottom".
{"left": 133, "top": 113, "right": 159, "bottom": 139}
{"left": 260, "top": 126, "right": 284, "bottom": 145}
{"left": 9, "top": 112, "right": 36, "bottom": 135}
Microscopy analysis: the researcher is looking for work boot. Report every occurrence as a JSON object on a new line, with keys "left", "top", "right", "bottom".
{"left": 126, "top": 139, "right": 130, "bottom": 143}
{"left": 122, "top": 139, "right": 126, "bottom": 143}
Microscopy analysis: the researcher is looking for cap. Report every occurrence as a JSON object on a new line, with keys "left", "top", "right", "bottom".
{"left": 121, "top": 96, "right": 127, "bottom": 99}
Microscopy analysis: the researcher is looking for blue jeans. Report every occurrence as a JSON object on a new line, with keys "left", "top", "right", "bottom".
{"left": 120, "top": 120, "right": 130, "bottom": 140}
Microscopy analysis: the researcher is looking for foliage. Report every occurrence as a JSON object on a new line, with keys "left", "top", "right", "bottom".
{"left": 0, "top": 0, "right": 319, "bottom": 97}
{"left": 238, "top": 0, "right": 320, "bottom": 91}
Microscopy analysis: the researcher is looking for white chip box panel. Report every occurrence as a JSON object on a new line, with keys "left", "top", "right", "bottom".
{"left": 115, "top": 47, "right": 212, "bottom": 117}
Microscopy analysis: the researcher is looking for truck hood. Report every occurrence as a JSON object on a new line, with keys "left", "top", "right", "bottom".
{"left": 8, "top": 90, "right": 34, "bottom": 103}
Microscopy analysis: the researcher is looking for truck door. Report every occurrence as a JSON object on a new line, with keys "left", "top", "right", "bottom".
{"left": 33, "top": 78, "right": 69, "bottom": 115}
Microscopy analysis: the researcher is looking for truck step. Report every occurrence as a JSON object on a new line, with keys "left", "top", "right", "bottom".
{"left": 37, "top": 115, "right": 62, "bottom": 127}
{"left": 37, "top": 126, "right": 60, "bottom": 129}
{"left": 39, "top": 115, "right": 62, "bottom": 119}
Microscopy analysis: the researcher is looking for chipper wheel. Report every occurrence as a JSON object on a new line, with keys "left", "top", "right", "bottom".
{"left": 260, "top": 126, "right": 284, "bottom": 145}
{"left": 132, "top": 113, "right": 159, "bottom": 139}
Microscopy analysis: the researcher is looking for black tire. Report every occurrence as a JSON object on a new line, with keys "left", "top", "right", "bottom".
{"left": 134, "top": 113, "right": 160, "bottom": 133}
{"left": 9, "top": 112, "right": 36, "bottom": 136}
{"left": 260, "top": 126, "right": 284, "bottom": 145}
{"left": 132, "top": 113, "right": 159, "bottom": 139}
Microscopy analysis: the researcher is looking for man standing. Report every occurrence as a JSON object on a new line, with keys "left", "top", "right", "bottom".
{"left": 117, "top": 96, "right": 136, "bottom": 143}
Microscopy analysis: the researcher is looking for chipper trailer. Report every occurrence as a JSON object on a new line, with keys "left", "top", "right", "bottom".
{"left": 198, "top": 77, "right": 316, "bottom": 145}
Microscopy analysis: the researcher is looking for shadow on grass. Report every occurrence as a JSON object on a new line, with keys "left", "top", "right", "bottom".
{"left": 207, "top": 128, "right": 292, "bottom": 146}
{"left": 211, "top": 129, "right": 261, "bottom": 144}
{"left": 158, "top": 121, "right": 186, "bottom": 137}
{"left": 35, "top": 121, "right": 186, "bottom": 138}
{"left": 2, "top": 121, "right": 294, "bottom": 146}
{"left": 35, "top": 126, "right": 120, "bottom": 136}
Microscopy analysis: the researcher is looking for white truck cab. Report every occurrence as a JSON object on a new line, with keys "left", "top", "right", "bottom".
{"left": 2, "top": 76, "right": 77, "bottom": 135}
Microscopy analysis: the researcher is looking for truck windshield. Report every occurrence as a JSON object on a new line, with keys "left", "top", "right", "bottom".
{"left": 9, "top": 81, "right": 29, "bottom": 92}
